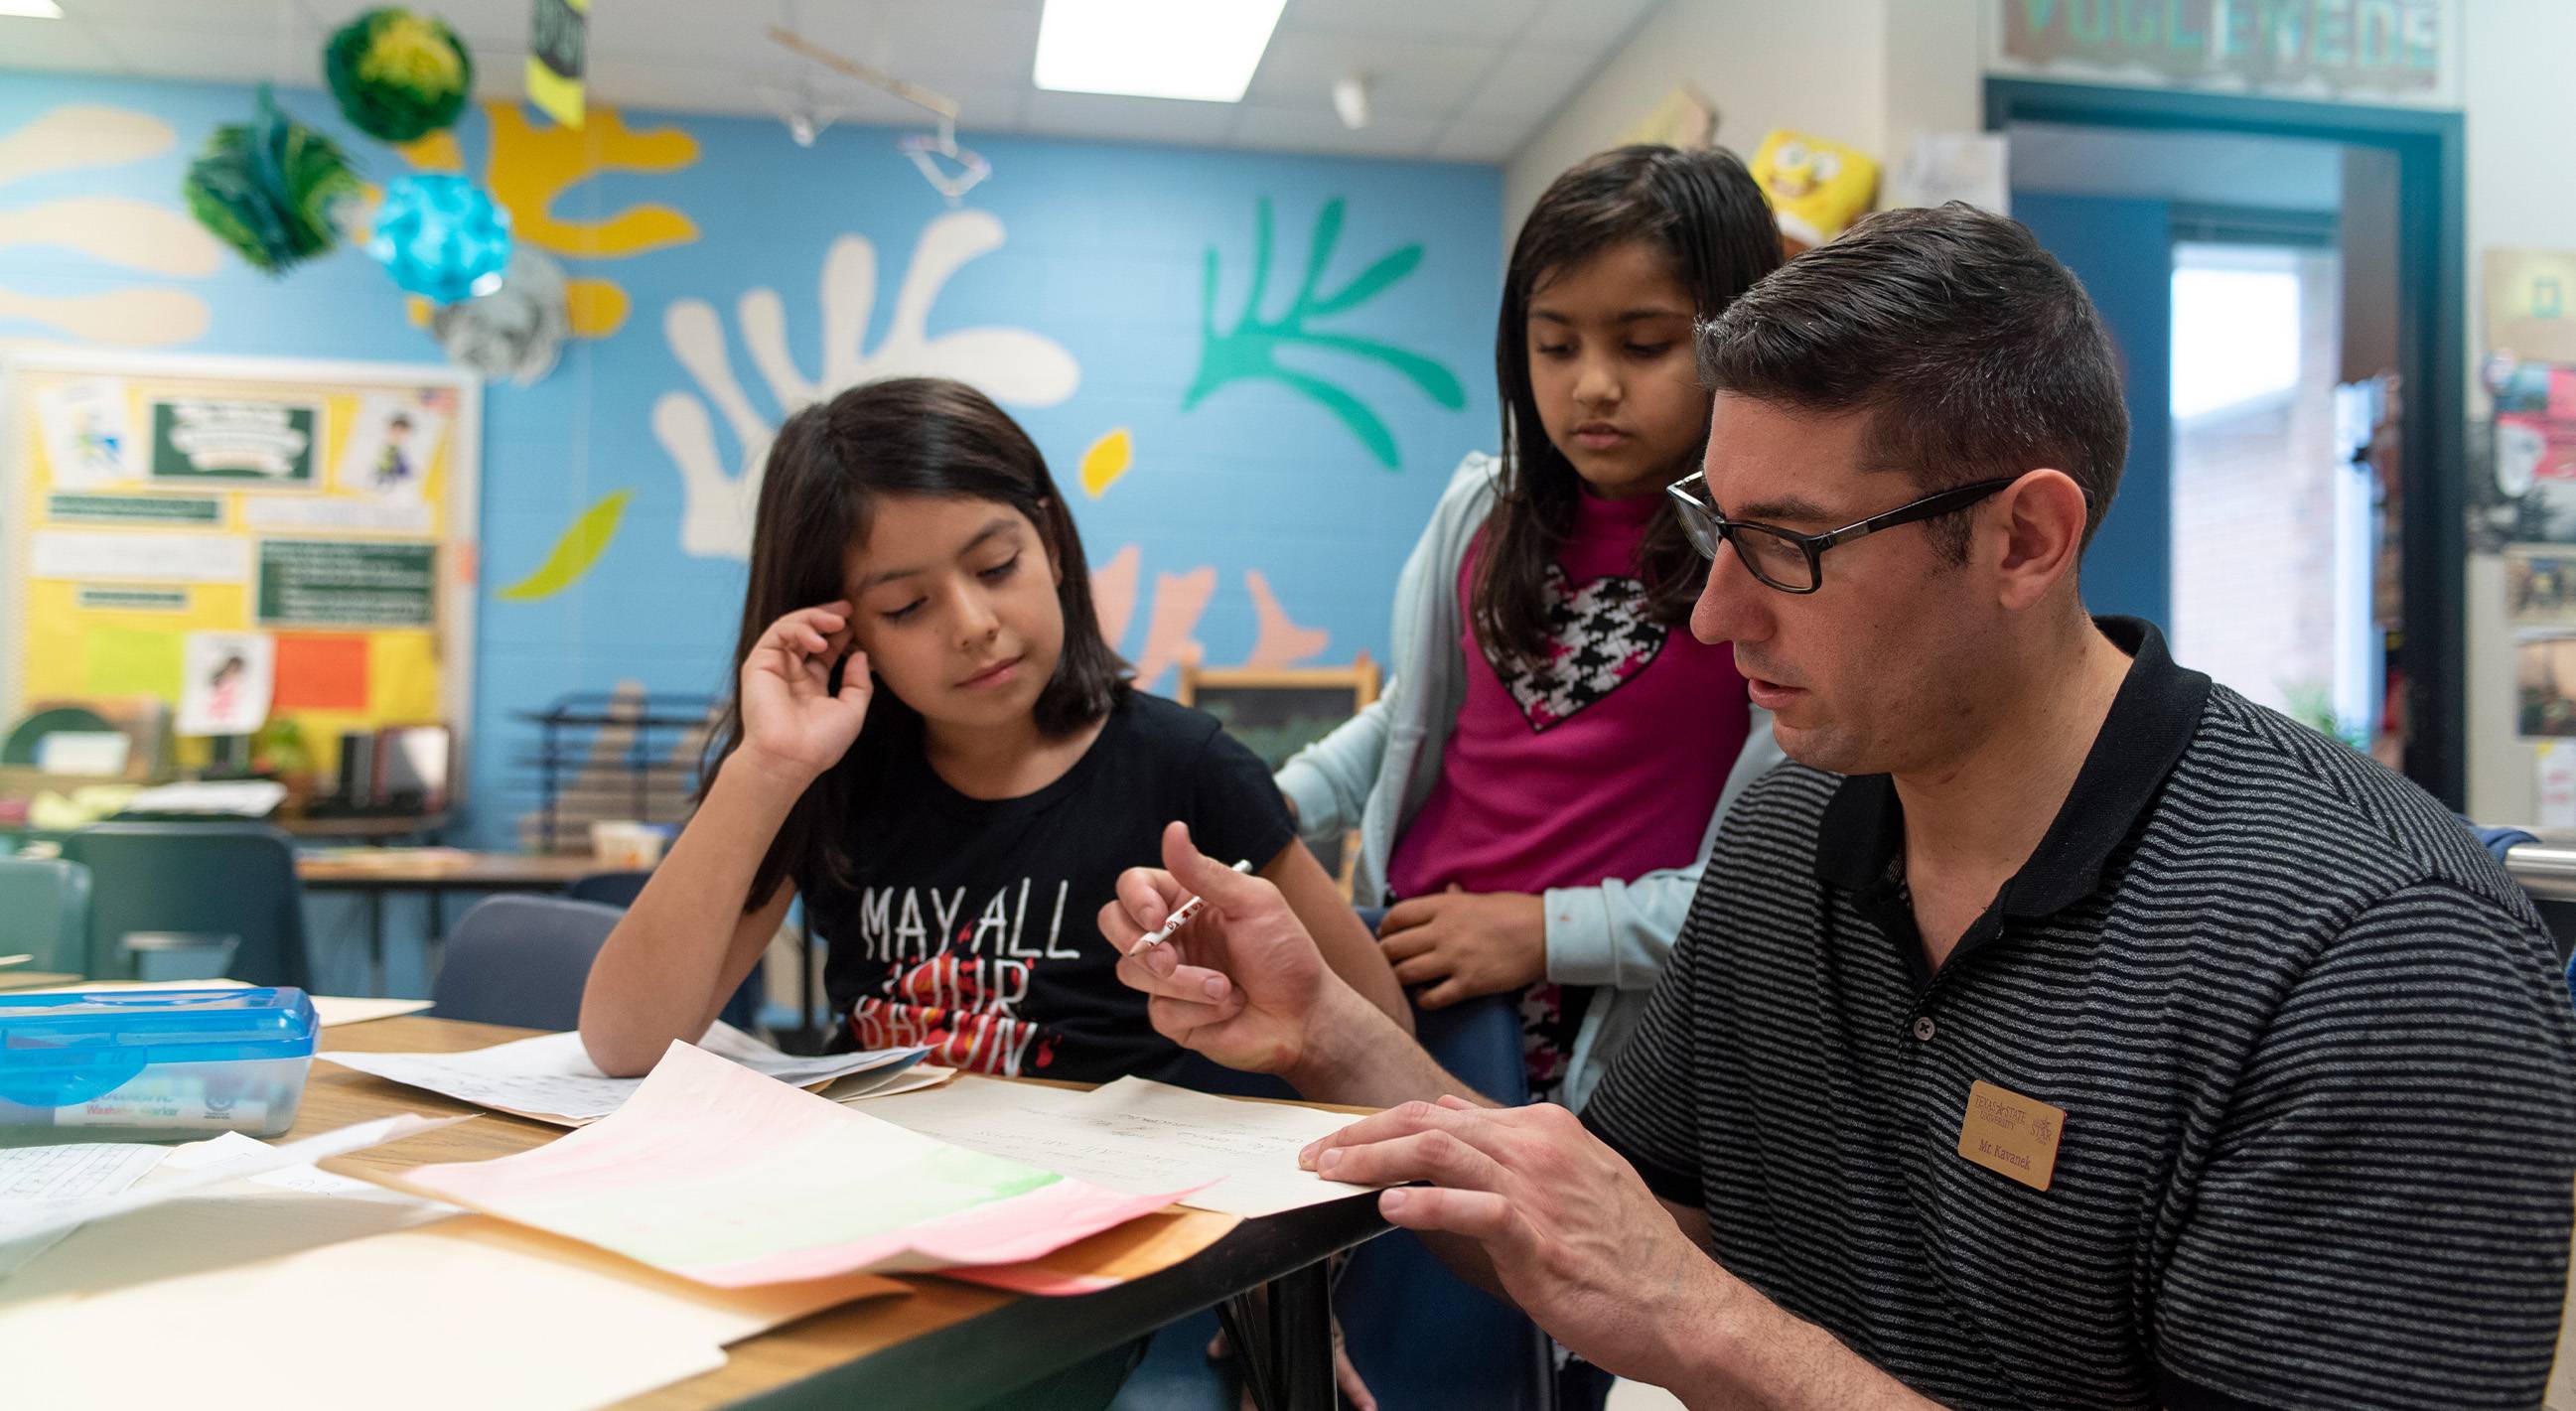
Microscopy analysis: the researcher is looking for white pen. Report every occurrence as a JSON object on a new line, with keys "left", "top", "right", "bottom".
{"left": 1129, "top": 859, "right": 1254, "bottom": 951}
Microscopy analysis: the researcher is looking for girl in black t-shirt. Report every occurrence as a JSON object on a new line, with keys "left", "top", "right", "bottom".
{"left": 577, "top": 377, "right": 1408, "bottom": 1086}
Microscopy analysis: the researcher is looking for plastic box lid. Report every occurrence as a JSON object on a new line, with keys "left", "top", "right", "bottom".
{"left": 0, "top": 988, "right": 318, "bottom": 1108}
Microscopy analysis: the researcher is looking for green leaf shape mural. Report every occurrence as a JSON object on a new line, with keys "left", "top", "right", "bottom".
{"left": 500, "top": 490, "right": 631, "bottom": 601}
{"left": 1185, "top": 199, "right": 1465, "bottom": 469}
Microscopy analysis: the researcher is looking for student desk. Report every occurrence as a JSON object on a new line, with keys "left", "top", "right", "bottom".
{"left": 314, "top": 1016, "right": 1386, "bottom": 1410}
{"left": 295, "top": 851, "right": 603, "bottom": 993}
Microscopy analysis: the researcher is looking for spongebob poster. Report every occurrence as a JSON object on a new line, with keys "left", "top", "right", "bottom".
{"left": 1749, "top": 128, "right": 1882, "bottom": 251}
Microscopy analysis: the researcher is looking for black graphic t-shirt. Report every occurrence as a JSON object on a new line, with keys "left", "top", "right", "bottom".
{"left": 803, "top": 692, "right": 1294, "bottom": 1085}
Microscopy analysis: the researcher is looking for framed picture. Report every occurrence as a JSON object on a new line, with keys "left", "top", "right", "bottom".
{"left": 1176, "top": 654, "right": 1381, "bottom": 892}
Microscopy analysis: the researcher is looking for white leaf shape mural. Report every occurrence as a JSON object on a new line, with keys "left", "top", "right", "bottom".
{"left": 0, "top": 105, "right": 217, "bottom": 349}
{"left": 653, "top": 210, "right": 1080, "bottom": 559}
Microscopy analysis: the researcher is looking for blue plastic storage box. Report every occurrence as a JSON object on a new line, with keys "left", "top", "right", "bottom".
{"left": 0, "top": 988, "right": 318, "bottom": 1139}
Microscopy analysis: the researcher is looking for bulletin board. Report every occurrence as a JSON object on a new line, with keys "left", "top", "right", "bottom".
{"left": 0, "top": 350, "right": 480, "bottom": 787}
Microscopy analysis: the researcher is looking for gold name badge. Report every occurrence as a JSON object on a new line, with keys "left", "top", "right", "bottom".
{"left": 1955, "top": 1079, "right": 2066, "bottom": 1193}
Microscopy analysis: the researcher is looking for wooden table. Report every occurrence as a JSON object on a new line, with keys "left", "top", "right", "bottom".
{"left": 296, "top": 851, "right": 606, "bottom": 994}
{"left": 314, "top": 1017, "right": 1384, "bottom": 1409}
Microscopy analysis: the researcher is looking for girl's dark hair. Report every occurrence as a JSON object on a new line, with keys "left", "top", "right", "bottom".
{"left": 706, "top": 376, "right": 1128, "bottom": 911}
{"left": 1477, "top": 144, "right": 1782, "bottom": 662}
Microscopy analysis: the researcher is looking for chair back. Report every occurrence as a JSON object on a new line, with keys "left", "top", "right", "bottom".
{"left": 562, "top": 870, "right": 772, "bottom": 1032}
{"left": 563, "top": 869, "right": 652, "bottom": 909}
{"left": 430, "top": 895, "right": 624, "bottom": 1031}
{"left": 0, "top": 856, "right": 93, "bottom": 974}
{"left": 60, "top": 822, "right": 308, "bottom": 987}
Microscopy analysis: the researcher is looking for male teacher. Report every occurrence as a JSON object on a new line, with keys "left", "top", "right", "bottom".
{"left": 1106, "top": 204, "right": 2576, "bottom": 1410}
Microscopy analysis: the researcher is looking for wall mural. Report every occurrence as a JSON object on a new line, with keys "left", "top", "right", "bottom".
{"left": 1186, "top": 197, "right": 1466, "bottom": 469}
{"left": 398, "top": 100, "right": 700, "bottom": 339}
{"left": 653, "top": 209, "right": 1082, "bottom": 560}
{"left": 0, "top": 75, "right": 1499, "bottom": 854}
{"left": 0, "top": 105, "right": 219, "bottom": 350}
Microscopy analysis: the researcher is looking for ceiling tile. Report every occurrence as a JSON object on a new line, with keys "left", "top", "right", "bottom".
{"left": 1427, "top": 122, "right": 1521, "bottom": 163}
{"left": 1243, "top": 31, "right": 1500, "bottom": 116}
{"left": 1019, "top": 88, "right": 1238, "bottom": 147}
{"left": 1277, "top": 0, "right": 1544, "bottom": 43}
{"left": 91, "top": 27, "right": 319, "bottom": 85}
{"left": 1520, "top": 0, "right": 1661, "bottom": 46}
{"left": 0, "top": 17, "right": 126, "bottom": 71}
{"left": 300, "top": 0, "right": 527, "bottom": 45}
{"left": 802, "top": 1, "right": 1045, "bottom": 86}
{"left": 1228, "top": 105, "right": 1446, "bottom": 159}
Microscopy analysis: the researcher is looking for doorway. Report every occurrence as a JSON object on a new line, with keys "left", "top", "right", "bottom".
{"left": 1987, "top": 79, "right": 2466, "bottom": 804}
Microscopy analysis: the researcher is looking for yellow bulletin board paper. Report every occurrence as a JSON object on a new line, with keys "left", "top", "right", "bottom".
{"left": 1, "top": 351, "right": 479, "bottom": 787}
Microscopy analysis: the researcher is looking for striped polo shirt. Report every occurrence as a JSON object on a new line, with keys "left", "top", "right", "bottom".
{"left": 1582, "top": 618, "right": 2576, "bottom": 1410}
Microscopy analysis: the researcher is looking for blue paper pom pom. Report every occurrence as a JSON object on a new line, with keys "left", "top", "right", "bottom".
{"left": 367, "top": 174, "right": 511, "bottom": 305}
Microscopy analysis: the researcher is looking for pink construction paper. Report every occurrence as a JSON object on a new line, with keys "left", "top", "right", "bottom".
{"left": 393, "top": 1042, "right": 1195, "bottom": 1288}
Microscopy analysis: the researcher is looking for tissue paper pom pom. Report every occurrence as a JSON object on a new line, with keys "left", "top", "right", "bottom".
{"left": 326, "top": 8, "right": 475, "bottom": 143}
{"left": 430, "top": 245, "right": 571, "bottom": 385}
{"left": 181, "top": 86, "right": 361, "bottom": 276}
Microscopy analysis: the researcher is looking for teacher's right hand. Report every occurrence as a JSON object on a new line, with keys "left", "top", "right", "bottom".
{"left": 737, "top": 601, "right": 873, "bottom": 783}
{"left": 1104, "top": 822, "right": 1336, "bottom": 1076}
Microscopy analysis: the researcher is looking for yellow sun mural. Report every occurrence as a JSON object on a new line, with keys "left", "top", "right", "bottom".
{"left": 399, "top": 101, "right": 700, "bottom": 339}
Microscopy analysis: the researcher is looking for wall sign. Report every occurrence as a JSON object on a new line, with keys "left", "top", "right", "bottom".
{"left": 1995, "top": 0, "right": 2446, "bottom": 97}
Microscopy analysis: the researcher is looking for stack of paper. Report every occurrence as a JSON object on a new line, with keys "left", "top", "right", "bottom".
{"left": 377, "top": 1041, "right": 1196, "bottom": 1286}
{"left": 0, "top": 1131, "right": 457, "bottom": 1296}
{"left": 867, "top": 1075, "right": 1380, "bottom": 1217}
{"left": 0, "top": 1119, "right": 915, "bottom": 1410}
{"left": 0, "top": 1143, "right": 167, "bottom": 1278}
{"left": 324, "top": 1023, "right": 930, "bottom": 1125}
{"left": 0, "top": 1114, "right": 464, "bottom": 1251}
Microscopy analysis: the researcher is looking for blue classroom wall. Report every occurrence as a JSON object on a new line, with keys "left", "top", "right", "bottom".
{"left": 2011, "top": 191, "right": 2173, "bottom": 630}
{"left": 0, "top": 76, "right": 1503, "bottom": 828}
{"left": 0, "top": 74, "right": 1500, "bottom": 995}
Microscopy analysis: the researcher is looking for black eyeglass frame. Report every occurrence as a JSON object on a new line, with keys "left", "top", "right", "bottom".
{"left": 1663, "top": 471, "right": 2024, "bottom": 594}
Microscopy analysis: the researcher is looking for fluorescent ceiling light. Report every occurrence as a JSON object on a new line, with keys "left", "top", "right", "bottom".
{"left": 0, "top": 0, "right": 67, "bottom": 18}
{"left": 1035, "top": 0, "right": 1288, "bottom": 103}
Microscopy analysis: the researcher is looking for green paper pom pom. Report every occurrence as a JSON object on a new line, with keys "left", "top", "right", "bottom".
{"left": 326, "top": 7, "right": 475, "bottom": 143}
{"left": 181, "top": 86, "right": 362, "bottom": 276}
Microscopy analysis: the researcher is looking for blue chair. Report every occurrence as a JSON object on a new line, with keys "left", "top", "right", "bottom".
{"left": 429, "top": 895, "right": 624, "bottom": 1032}
{"left": 61, "top": 822, "right": 310, "bottom": 987}
{"left": 564, "top": 869, "right": 767, "bottom": 1033}
{"left": 0, "top": 855, "right": 93, "bottom": 975}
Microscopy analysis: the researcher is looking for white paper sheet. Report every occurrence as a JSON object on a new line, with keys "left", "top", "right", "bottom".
{"left": 866, "top": 1075, "right": 1377, "bottom": 1217}
{"left": 0, "top": 1227, "right": 733, "bottom": 1411}
{"left": 30, "top": 529, "right": 248, "bottom": 584}
{"left": 311, "top": 995, "right": 434, "bottom": 1026}
{"left": 0, "top": 1113, "right": 462, "bottom": 1247}
{"left": 121, "top": 778, "right": 287, "bottom": 816}
{"left": 823, "top": 1063, "right": 956, "bottom": 1105}
{"left": 323, "top": 1024, "right": 928, "bottom": 1125}
{"left": 0, "top": 1143, "right": 166, "bottom": 1278}
{"left": 0, "top": 1132, "right": 457, "bottom": 1296}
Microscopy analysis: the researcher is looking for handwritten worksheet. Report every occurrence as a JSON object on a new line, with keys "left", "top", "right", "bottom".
{"left": 0, "top": 1143, "right": 166, "bottom": 1278}
{"left": 0, "top": 1114, "right": 461, "bottom": 1249}
{"left": 324, "top": 1023, "right": 928, "bottom": 1125}
{"left": 866, "top": 1075, "right": 1378, "bottom": 1217}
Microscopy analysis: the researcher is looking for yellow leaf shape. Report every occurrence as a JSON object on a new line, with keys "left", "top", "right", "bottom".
{"left": 405, "top": 294, "right": 431, "bottom": 327}
{"left": 500, "top": 490, "right": 632, "bottom": 602}
{"left": 482, "top": 102, "right": 699, "bottom": 258}
{"left": 1080, "top": 428, "right": 1133, "bottom": 498}
{"left": 564, "top": 278, "right": 630, "bottom": 339}
{"left": 397, "top": 129, "right": 466, "bottom": 174}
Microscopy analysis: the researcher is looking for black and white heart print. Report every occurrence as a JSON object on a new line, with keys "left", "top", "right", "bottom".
{"left": 1486, "top": 564, "right": 1666, "bottom": 732}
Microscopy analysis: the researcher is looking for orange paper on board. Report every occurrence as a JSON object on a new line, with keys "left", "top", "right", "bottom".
{"left": 273, "top": 634, "right": 369, "bottom": 710}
